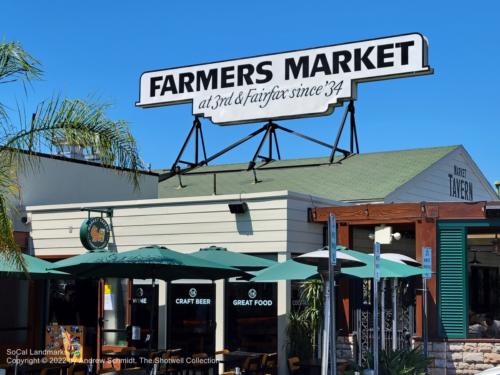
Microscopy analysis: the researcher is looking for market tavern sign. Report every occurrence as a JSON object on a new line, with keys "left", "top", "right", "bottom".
{"left": 137, "top": 33, "right": 432, "bottom": 125}
{"left": 449, "top": 165, "right": 474, "bottom": 201}
{"left": 80, "top": 217, "right": 111, "bottom": 250}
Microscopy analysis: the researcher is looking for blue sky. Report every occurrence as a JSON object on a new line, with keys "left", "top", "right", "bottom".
{"left": 1, "top": 1, "right": 499, "bottom": 185}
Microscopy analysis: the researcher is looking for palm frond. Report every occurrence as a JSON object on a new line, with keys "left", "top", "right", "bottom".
{"left": 0, "top": 41, "right": 42, "bottom": 84}
{"left": 0, "top": 41, "right": 42, "bottom": 123}
{"left": 2, "top": 97, "right": 143, "bottom": 188}
{"left": 0, "top": 160, "right": 23, "bottom": 269}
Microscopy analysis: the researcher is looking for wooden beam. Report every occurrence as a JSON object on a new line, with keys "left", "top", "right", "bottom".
{"left": 312, "top": 202, "right": 487, "bottom": 223}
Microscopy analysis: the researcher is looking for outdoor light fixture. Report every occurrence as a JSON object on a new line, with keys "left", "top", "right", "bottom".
{"left": 371, "top": 225, "right": 401, "bottom": 244}
{"left": 469, "top": 248, "right": 481, "bottom": 265}
{"left": 228, "top": 202, "right": 248, "bottom": 214}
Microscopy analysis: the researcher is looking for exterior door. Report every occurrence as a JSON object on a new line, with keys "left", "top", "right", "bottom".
{"left": 168, "top": 284, "right": 216, "bottom": 354}
{"left": 226, "top": 282, "right": 277, "bottom": 353}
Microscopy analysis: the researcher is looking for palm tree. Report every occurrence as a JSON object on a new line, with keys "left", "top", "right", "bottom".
{"left": 0, "top": 41, "right": 143, "bottom": 267}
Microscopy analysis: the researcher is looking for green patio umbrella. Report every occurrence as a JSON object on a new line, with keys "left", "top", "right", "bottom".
{"left": 341, "top": 249, "right": 423, "bottom": 279}
{"left": 0, "top": 253, "right": 68, "bottom": 279}
{"left": 251, "top": 259, "right": 318, "bottom": 282}
{"left": 50, "top": 245, "right": 245, "bottom": 349}
{"left": 190, "top": 245, "right": 277, "bottom": 271}
{"left": 50, "top": 246, "right": 245, "bottom": 280}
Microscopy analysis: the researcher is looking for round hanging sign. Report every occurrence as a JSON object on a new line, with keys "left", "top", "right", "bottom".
{"left": 80, "top": 217, "right": 110, "bottom": 250}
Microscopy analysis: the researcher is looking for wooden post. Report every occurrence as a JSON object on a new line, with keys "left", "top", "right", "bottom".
{"left": 337, "top": 223, "right": 351, "bottom": 331}
{"left": 415, "top": 218, "right": 437, "bottom": 338}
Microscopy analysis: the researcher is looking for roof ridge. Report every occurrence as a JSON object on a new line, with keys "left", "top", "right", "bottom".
{"left": 159, "top": 145, "right": 461, "bottom": 171}
{"left": 158, "top": 144, "right": 464, "bottom": 201}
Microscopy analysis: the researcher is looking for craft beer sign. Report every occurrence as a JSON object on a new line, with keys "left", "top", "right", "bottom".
{"left": 137, "top": 33, "right": 431, "bottom": 125}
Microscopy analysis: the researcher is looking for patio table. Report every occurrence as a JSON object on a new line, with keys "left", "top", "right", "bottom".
{"left": 214, "top": 350, "right": 262, "bottom": 365}
{"left": 102, "top": 349, "right": 164, "bottom": 369}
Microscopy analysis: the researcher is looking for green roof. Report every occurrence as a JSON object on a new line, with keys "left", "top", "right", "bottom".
{"left": 158, "top": 146, "right": 459, "bottom": 201}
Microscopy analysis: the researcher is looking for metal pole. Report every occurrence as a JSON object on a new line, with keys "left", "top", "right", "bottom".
{"left": 330, "top": 275, "right": 337, "bottom": 375}
{"left": 373, "top": 277, "right": 379, "bottom": 374}
{"left": 327, "top": 214, "right": 337, "bottom": 375}
{"left": 149, "top": 278, "right": 156, "bottom": 350}
{"left": 381, "top": 279, "right": 386, "bottom": 351}
{"left": 321, "top": 280, "right": 330, "bottom": 375}
{"left": 373, "top": 242, "right": 380, "bottom": 375}
{"left": 392, "top": 278, "right": 398, "bottom": 351}
{"left": 423, "top": 277, "right": 428, "bottom": 359}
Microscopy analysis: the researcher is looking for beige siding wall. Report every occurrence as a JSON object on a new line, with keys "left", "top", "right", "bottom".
{"left": 287, "top": 197, "right": 326, "bottom": 253}
{"left": 28, "top": 191, "right": 337, "bottom": 257}
{"left": 386, "top": 147, "right": 496, "bottom": 203}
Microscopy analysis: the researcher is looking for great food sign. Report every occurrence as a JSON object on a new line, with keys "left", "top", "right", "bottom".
{"left": 137, "top": 33, "right": 431, "bottom": 125}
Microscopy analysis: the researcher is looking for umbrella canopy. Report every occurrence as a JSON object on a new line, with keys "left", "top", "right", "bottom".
{"left": 0, "top": 253, "right": 69, "bottom": 279}
{"left": 50, "top": 246, "right": 245, "bottom": 280}
{"left": 294, "top": 246, "right": 366, "bottom": 270}
{"left": 341, "top": 249, "right": 423, "bottom": 279}
{"left": 380, "top": 253, "right": 421, "bottom": 267}
{"left": 190, "top": 245, "right": 276, "bottom": 271}
{"left": 251, "top": 259, "right": 318, "bottom": 282}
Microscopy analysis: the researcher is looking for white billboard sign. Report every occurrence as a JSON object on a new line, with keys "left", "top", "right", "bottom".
{"left": 137, "top": 33, "right": 431, "bottom": 125}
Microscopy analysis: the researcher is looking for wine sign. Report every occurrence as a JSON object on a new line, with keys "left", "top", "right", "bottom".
{"left": 137, "top": 33, "right": 432, "bottom": 125}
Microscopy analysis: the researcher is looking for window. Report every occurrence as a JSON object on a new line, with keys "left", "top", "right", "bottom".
{"left": 168, "top": 283, "right": 215, "bottom": 354}
{"left": 468, "top": 227, "right": 500, "bottom": 338}
{"left": 226, "top": 282, "right": 277, "bottom": 353}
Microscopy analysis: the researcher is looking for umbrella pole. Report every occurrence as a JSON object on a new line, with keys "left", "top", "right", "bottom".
{"left": 321, "top": 280, "right": 330, "bottom": 375}
{"left": 392, "top": 278, "right": 398, "bottom": 351}
{"left": 381, "top": 279, "right": 385, "bottom": 351}
{"left": 149, "top": 278, "right": 156, "bottom": 350}
{"left": 330, "top": 275, "right": 337, "bottom": 375}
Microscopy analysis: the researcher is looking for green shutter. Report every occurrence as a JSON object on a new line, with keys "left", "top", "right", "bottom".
{"left": 438, "top": 226, "right": 467, "bottom": 338}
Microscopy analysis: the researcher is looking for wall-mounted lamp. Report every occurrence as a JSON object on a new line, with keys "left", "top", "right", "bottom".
{"left": 228, "top": 202, "right": 248, "bottom": 214}
{"left": 369, "top": 225, "right": 401, "bottom": 244}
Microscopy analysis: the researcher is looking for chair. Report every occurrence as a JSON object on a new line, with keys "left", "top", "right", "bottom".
{"left": 41, "top": 367, "right": 67, "bottom": 375}
{"left": 121, "top": 346, "right": 137, "bottom": 352}
{"left": 242, "top": 356, "right": 261, "bottom": 375}
{"left": 189, "top": 353, "right": 210, "bottom": 375}
{"left": 261, "top": 353, "right": 277, "bottom": 375}
{"left": 118, "top": 346, "right": 138, "bottom": 369}
{"left": 287, "top": 357, "right": 301, "bottom": 375}
{"left": 98, "top": 368, "right": 118, "bottom": 374}
{"left": 158, "top": 350, "right": 183, "bottom": 375}
{"left": 67, "top": 363, "right": 87, "bottom": 375}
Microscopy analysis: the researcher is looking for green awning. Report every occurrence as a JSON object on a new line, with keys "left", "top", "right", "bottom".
{"left": 251, "top": 259, "right": 318, "bottom": 282}
{"left": 190, "top": 246, "right": 276, "bottom": 271}
{"left": 341, "top": 249, "right": 423, "bottom": 279}
{"left": 0, "top": 253, "right": 69, "bottom": 279}
{"left": 50, "top": 246, "right": 245, "bottom": 280}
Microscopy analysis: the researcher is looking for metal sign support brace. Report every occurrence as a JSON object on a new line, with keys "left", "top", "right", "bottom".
{"left": 329, "top": 101, "right": 358, "bottom": 163}
{"left": 165, "top": 101, "right": 360, "bottom": 180}
{"left": 170, "top": 116, "right": 208, "bottom": 171}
